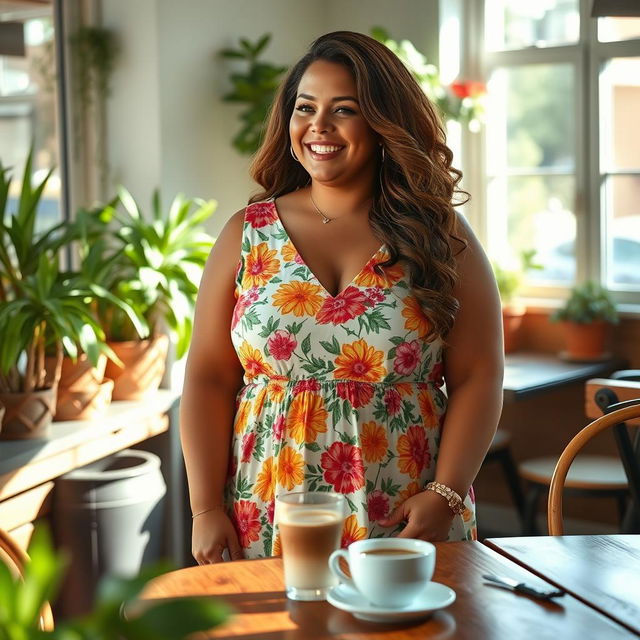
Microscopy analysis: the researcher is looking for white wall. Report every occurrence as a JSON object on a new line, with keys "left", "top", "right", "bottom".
{"left": 102, "top": 0, "right": 439, "bottom": 237}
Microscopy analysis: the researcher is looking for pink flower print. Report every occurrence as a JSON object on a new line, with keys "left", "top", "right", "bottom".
{"left": 268, "top": 330, "right": 297, "bottom": 360}
{"left": 316, "top": 286, "right": 368, "bottom": 325}
{"left": 241, "top": 432, "right": 256, "bottom": 462}
{"left": 293, "top": 378, "right": 321, "bottom": 395}
{"left": 245, "top": 201, "right": 278, "bottom": 228}
{"left": 336, "top": 381, "right": 375, "bottom": 409}
{"left": 393, "top": 340, "right": 421, "bottom": 376}
{"left": 364, "top": 287, "right": 385, "bottom": 305}
{"left": 231, "top": 288, "right": 259, "bottom": 330}
{"left": 367, "top": 490, "right": 390, "bottom": 522}
{"left": 429, "top": 360, "right": 444, "bottom": 385}
{"left": 384, "top": 388, "right": 402, "bottom": 415}
{"left": 273, "top": 415, "right": 285, "bottom": 441}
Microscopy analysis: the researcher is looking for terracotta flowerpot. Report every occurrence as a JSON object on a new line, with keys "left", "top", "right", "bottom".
{"left": 0, "top": 387, "right": 56, "bottom": 440}
{"left": 561, "top": 321, "right": 610, "bottom": 361}
{"left": 502, "top": 304, "right": 526, "bottom": 354}
{"left": 54, "top": 378, "right": 114, "bottom": 422}
{"left": 105, "top": 335, "right": 169, "bottom": 401}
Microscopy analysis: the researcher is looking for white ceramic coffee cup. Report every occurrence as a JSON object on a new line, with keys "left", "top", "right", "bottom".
{"left": 328, "top": 538, "right": 436, "bottom": 608}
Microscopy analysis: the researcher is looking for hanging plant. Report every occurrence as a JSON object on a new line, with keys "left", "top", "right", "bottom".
{"left": 220, "top": 34, "right": 288, "bottom": 155}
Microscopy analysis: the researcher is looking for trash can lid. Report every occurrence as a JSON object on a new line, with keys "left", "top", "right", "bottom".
{"left": 60, "top": 449, "right": 161, "bottom": 481}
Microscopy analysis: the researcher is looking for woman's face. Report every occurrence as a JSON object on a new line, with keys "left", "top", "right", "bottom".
{"left": 289, "top": 59, "right": 379, "bottom": 187}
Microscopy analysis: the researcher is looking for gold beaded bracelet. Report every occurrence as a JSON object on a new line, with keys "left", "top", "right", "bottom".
{"left": 425, "top": 481, "right": 466, "bottom": 515}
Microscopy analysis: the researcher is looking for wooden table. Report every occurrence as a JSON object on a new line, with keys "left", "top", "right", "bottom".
{"left": 140, "top": 541, "right": 635, "bottom": 639}
{"left": 485, "top": 535, "right": 640, "bottom": 637}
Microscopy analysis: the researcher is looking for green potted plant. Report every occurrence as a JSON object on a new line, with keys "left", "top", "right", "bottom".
{"left": 492, "top": 249, "right": 541, "bottom": 353}
{"left": 0, "top": 525, "right": 229, "bottom": 638}
{"left": 94, "top": 187, "right": 217, "bottom": 400}
{"left": 551, "top": 281, "right": 619, "bottom": 361}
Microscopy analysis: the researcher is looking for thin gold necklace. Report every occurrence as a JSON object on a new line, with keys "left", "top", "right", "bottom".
{"left": 309, "top": 193, "right": 332, "bottom": 224}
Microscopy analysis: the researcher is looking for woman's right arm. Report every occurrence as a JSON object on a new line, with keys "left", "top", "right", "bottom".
{"left": 180, "top": 208, "right": 246, "bottom": 563}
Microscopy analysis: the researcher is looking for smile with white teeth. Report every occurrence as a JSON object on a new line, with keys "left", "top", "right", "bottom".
{"left": 309, "top": 144, "right": 343, "bottom": 154}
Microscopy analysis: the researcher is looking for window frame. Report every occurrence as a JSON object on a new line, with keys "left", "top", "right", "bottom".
{"left": 466, "top": 0, "right": 640, "bottom": 308}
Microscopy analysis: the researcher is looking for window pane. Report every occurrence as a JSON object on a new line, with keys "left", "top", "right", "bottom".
{"left": 485, "top": 0, "right": 579, "bottom": 51}
{"left": 487, "top": 64, "right": 575, "bottom": 171}
{"left": 598, "top": 17, "right": 640, "bottom": 43}
{"left": 488, "top": 175, "right": 576, "bottom": 285}
{"left": 0, "top": 5, "right": 60, "bottom": 230}
{"left": 600, "top": 58, "right": 640, "bottom": 172}
{"left": 603, "top": 175, "right": 640, "bottom": 288}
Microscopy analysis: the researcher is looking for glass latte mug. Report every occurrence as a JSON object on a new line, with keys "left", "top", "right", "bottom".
{"left": 276, "top": 491, "right": 346, "bottom": 601}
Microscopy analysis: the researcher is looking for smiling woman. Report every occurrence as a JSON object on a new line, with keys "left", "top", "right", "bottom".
{"left": 180, "top": 31, "right": 504, "bottom": 567}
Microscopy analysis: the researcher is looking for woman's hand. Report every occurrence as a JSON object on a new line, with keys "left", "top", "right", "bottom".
{"left": 192, "top": 508, "right": 244, "bottom": 564}
{"left": 378, "top": 490, "right": 455, "bottom": 542}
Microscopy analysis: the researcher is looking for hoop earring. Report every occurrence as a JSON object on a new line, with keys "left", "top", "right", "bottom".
{"left": 290, "top": 145, "right": 300, "bottom": 162}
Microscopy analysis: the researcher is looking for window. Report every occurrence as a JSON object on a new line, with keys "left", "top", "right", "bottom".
{"left": 480, "top": 0, "right": 640, "bottom": 304}
{"left": 0, "top": 0, "right": 62, "bottom": 230}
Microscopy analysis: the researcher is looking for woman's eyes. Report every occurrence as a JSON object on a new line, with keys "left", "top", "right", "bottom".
{"left": 295, "top": 104, "right": 356, "bottom": 115}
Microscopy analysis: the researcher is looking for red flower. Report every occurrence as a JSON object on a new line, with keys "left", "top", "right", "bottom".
{"left": 336, "top": 381, "right": 374, "bottom": 408}
{"left": 232, "top": 500, "right": 261, "bottom": 548}
{"left": 384, "top": 388, "right": 402, "bottom": 415}
{"left": 367, "top": 490, "right": 390, "bottom": 522}
{"left": 227, "top": 455, "right": 238, "bottom": 478}
{"left": 316, "top": 286, "right": 367, "bottom": 324}
{"left": 364, "top": 287, "right": 385, "bottom": 305}
{"left": 429, "top": 361, "right": 444, "bottom": 385}
{"left": 241, "top": 432, "right": 256, "bottom": 462}
{"left": 267, "top": 330, "right": 297, "bottom": 360}
{"left": 267, "top": 499, "right": 275, "bottom": 523}
{"left": 231, "top": 288, "right": 259, "bottom": 330}
{"left": 245, "top": 201, "right": 278, "bottom": 228}
{"left": 293, "top": 378, "right": 321, "bottom": 395}
{"left": 272, "top": 415, "right": 285, "bottom": 441}
{"left": 393, "top": 340, "right": 421, "bottom": 376}
{"left": 450, "top": 80, "right": 486, "bottom": 99}
{"left": 321, "top": 442, "right": 365, "bottom": 494}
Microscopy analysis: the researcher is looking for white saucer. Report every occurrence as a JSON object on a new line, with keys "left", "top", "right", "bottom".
{"left": 327, "top": 581, "right": 456, "bottom": 623}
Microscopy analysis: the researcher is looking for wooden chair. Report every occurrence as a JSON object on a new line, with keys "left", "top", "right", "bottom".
{"left": 0, "top": 528, "right": 54, "bottom": 631}
{"left": 547, "top": 399, "right": 640, "bottom": 535}
{"left": 518, "top": 370, "right": 640, "bottom": 534}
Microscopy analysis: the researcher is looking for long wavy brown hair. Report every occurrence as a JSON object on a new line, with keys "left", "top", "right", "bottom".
{"left": 250, "top": 31, "right": 468, "bottom": 340}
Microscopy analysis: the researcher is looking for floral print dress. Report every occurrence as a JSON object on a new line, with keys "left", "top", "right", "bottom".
{"left": 226, "top": 200, "right": 476, "bottom": 557}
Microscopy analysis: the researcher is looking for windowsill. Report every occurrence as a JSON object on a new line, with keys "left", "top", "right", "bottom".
{"left": 517, "top": 297, "right": 640, "bottom": 319}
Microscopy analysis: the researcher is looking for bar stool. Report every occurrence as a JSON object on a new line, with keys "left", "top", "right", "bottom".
{"left": 483, "top": 429, "right": 526, "bottom": 524}
{"left": 518, "top": 370, "right": 640, "bottom": 534}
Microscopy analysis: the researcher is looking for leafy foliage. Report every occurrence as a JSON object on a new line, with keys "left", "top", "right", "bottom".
{"left": 371, "top": 27, "right": 485, "bottom": 130}
{"left": 551, "top": 281, "right": 619, "bottom": 325}
{"left": 220, "top": 34, "right": 288, "bottom": 154}
{"left": 0, "top": 525, "right": 230, "bottom": 639}
{"left": 492, "top": 249, "right": 542, "bottom": 306}
{"left": 91, "top": 188, "right": 217, "bottom": 358}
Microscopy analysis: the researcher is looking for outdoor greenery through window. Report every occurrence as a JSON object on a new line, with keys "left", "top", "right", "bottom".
{"left": 482, "top": 0, "right": 640, "bottom": 303}
{"left": 0, "top": 0, "right": 60, "bottom": 232}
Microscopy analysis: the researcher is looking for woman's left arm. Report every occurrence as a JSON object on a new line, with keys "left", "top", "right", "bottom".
{"left": 380, "top": 213, "right": 504, "bottom": 540}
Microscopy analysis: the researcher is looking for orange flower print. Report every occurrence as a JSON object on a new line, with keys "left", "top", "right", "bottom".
{"left": 402, "top": 296, "right": 431, "bottom": 338}
{"left": 253, "top": 386, "right": 267, "bottom": 416}
{"left": 232, "top": 500, "right": 261, "bottom": 548}
{"left": 272, "top": 281, "right": 323, "bottom": 317}
{"left": 397, "top": 425, "right": 431, "bottom": 479}
{"left": 321, "top": 442, "right": 365, "bottom": 493}
{"left": 272, "top": 533, "right": 282, "bottom": 556}
{"left": 395, "top": 480, "right": 422, "bottom": 508}
{"left": 281, "top": 241, "right": 301, "bottom": 264}
{"left": 241, "top": 243, "right": 280, "bottom": 289}
{"left": 238, "top": 341, "right": 276, "bottom": 380}
{"left": 360, "top": 421, "right": 388, "bottom": 463}
{"left": 418, "top": 388, "right": 438, "bottom": 428}
{"left": 254, "top": 457, "right": 276, "bottom": 502}
{"left": 234, "top": 400, "right": 251, "bottom": 434}
{"left": 286, "top": 393, "right": 328, "bottom": 445}
{"left": 277, "top": 446, "right": 305, "bottom": 490}
{"left": 267, "top": 379, "right": 286, "bottom": 403}
{"left": 395, "top": 382, "right": 414, "bottom": 397}
{"left": 341, "top": 514, "right": 367, "bottom": 548}
{"left": 334, "top": 339, "right": 386, "bottom": 383}
{"left": 353, "top": 251, "right": 403, "bottom": 288}
{"left": 245, "top": 201, "right": 278, "bottom": 228}
{"left": 316, "top": 286, "right": 367, "bottom": 324}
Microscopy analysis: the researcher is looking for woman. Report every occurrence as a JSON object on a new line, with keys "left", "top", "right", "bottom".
{"left": 181, "top": 31, "right": 503, "bottom": 564}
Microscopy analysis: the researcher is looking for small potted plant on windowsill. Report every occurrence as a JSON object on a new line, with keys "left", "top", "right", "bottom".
{"left": 492, "top": 249, "right": 542, "bottom": 353}
{"left": 550, "top": 280, "right": 619, "bottom": 361}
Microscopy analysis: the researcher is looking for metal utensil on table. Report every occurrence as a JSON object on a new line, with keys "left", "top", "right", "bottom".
{"left": 482, "top": 573, "right": 566, "bottom": 601}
